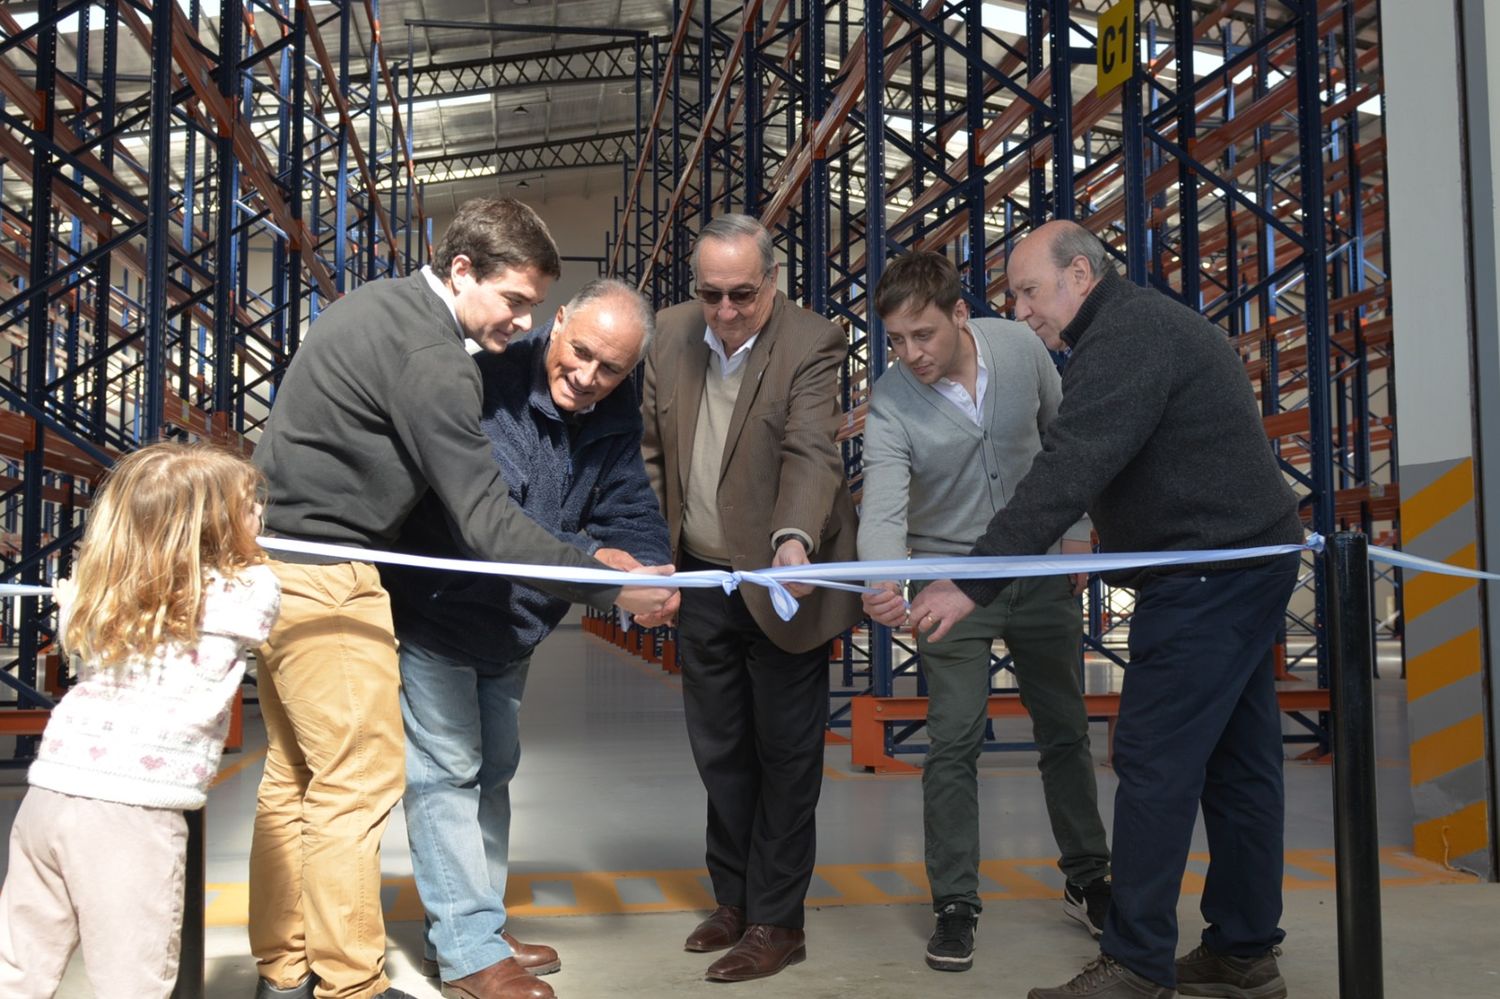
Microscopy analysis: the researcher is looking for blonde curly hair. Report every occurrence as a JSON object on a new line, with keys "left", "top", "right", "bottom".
{"left": 62, "top": 442, "right": 265, "bottom": 666}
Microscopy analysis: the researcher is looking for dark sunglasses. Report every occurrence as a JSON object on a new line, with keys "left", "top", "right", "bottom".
{"left": 694, "top": 272, "right": 770, "bottom": 307}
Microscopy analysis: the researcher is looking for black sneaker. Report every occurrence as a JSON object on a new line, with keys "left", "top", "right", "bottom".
{"left": 925, "top": 901, "right": 978, "bottom": 972}
{"left": 1063, "top": 875, "right": 1112, "bottom": 937}
{"left": 1176, "top": 943, "right": 1287, "bottom": 998}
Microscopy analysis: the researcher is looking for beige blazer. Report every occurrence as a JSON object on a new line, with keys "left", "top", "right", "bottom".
{"left": 641, "top": 293, "right": 862, "bottom": 653}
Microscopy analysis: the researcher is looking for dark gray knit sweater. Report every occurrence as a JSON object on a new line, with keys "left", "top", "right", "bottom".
{"left": 956, "top": 270, "right": 1303, "bottom": 604}
{"left": 254, "top": 272, "right": 614, "bottom": 609}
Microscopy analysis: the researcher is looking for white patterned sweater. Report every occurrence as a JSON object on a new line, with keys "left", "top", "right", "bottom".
{"left": 28, "top": 564, "right": 281, "bottom": 810}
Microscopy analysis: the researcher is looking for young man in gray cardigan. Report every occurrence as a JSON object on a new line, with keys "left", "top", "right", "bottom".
{"left": 858, "top": 251, "right": 1111, "bottom": 974}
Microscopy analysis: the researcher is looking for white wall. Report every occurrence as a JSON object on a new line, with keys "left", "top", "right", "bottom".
{"left": 424, "top": 171, "right": 624, "bottom": 319}
{"left": 1460, "top": 0, "right": 1500, "bottom": 869}
{"left": 1385, "top": 0, "right": 1497, "bottom": 876}
{"left": 1384, "top": 2, "right": 1473, "bottom": 465}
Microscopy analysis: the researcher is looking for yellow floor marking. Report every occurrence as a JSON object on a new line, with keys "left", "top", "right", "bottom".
{"left": 211, "top": 746, "right": 269, "bottom": 788}
{"left": 1283, "top": 848, "right": 1338, "bottom": 882}
{"left": 977, "top": 859, "right": 1062, "bottom": 899}
{"left": 200, "top": 847, "right": 1476, "bottom": 927}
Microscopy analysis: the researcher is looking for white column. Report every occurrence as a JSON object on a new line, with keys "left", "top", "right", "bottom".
{"left": 1383, "top": 0, "right": 1496, "bottom": 877}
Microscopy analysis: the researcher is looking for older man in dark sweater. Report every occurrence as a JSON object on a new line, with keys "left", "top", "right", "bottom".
{"left": 381, "top": 279, "right": 671, "bottom": 999}
{"left": 910, "top": 221, "right": 1301, "bottom": 999}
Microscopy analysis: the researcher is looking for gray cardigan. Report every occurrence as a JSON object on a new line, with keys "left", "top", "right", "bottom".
{"left": 857, "top": 317, "right": 1090, "bottom": 566}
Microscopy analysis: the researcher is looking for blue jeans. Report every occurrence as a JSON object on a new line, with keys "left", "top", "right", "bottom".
{"left": 399, "top": 638, "right": 531, "bottom": 980}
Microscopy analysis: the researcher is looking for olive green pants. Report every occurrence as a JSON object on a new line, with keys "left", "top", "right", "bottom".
{"left": 915, "top": 575, "right": 1110, "bottom": 910}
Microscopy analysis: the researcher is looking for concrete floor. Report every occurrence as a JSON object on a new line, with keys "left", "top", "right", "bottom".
{"left": 184, "top": 884, "right": 1500, "bottom": 998}
{"left": 2, "top": 617, "right": 1495, "bottom": 997}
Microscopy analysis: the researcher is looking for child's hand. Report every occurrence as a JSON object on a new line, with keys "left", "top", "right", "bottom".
{"left": 53, "top": 577, "right": 76, "bottom": 610}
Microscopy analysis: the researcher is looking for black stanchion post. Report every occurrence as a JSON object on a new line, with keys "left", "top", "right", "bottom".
{"left": 1325, "top": 531, "right": 1384, "bottom": 998}
{"left": 171, "top": 808, "right": 206, "bottom": 999}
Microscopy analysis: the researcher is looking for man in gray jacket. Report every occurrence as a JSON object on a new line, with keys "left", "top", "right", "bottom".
{"left": 859, "top": 251, "right": 1111, "bottom": 974}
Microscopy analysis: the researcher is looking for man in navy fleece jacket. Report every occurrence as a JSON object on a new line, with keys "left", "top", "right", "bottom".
{"left": 382, "top": 278, "right": 671, "bottom": 999}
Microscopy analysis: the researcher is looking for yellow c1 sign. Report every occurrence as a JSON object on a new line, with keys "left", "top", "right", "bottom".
{"left": 1096, "top": 1, "right": 1136, "bottom": 98}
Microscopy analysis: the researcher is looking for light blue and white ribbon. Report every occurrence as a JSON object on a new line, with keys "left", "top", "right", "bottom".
{"left": 0, "top": 583, "right": 55, "bottom": 597}
{"left": 256, "top": 533, "right": 1337, "bottom": 623}
{"left": 5, "top": 534, "right": 1494, "bottom": 623}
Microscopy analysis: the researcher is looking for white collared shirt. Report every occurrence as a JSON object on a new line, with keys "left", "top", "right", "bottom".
{"left": 930, "top": 323, "right": 989, "bottom": 426}
{"left": 704, "top": 326, "right": 760, "bottom": 378}
{"left": 421, "top": 265, "right": 483, "bottom": 354}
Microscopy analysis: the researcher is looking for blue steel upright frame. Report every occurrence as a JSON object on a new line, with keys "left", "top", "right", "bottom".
{"left": 608, "top": 0, "right": 1390, "bottom": 764}
{"left": 0, "top": 0, "right": 426, "bottom": 752}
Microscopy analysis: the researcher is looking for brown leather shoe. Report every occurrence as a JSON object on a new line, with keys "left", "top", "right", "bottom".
{"left": 684, "top": 904, "right": 747, "bottom": 952}
{"left": 441, "top": 957, "right": 554, "bottom": 999}
{"left": 501, "top": 931, "right": 561, "bottom": 975}
{"left": 421, "top": 931, "right": 561, "bottom": 978}
{"left": 704, "top": 924, "right": 806, "bottom": 982}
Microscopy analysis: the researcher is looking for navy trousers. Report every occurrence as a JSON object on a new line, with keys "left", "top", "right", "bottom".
{"left": 1101, "top": 553, "right": 1299, "bottom": 987}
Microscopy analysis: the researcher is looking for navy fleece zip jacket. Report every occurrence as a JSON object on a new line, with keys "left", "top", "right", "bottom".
{"left": 382, "top": 327, "right": 670, "bottom": 663}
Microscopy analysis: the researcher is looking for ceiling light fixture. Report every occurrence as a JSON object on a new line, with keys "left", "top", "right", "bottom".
{"left": 513, "top": 105, "right": 530, "bottom": 116}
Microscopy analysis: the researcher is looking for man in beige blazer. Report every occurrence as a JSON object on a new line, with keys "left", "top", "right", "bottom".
{"left": 640, "top": 214, "right": 861, "bottom": 983}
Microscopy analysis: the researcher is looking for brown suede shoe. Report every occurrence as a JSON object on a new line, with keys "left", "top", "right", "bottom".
{"left": 441, "top": 957, "right": 554, "bottom": 999}
{"left": 704, "top": 924, "right": 806, "bottom": 982}
{"left": 684, "top": 904, "right": 747, "bottom": 952}
{"left": 421, "top": 931, "right": 561, "bottom": 978}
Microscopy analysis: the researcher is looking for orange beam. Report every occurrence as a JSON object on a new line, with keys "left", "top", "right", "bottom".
{"left": 0, "top": 709, "right": 52, "bottom": 736}
{"left": 851, "top": 686, "right": 1332, "bottom": 771}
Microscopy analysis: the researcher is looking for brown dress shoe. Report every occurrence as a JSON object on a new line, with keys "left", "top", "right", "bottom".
{"left": 704, "top": 924, "right": 806, "bottom": 982}
{"left": 684, "top": 904, "right": 746, "bottom": 952}
{"left": 502, "top": 931, "right": 561, "bottom": 975}
{"left": 441, "top": 957, "right": 554, "bottom": 999}
{"left": 421, "top": 931, "right": 561, "bottom": 978}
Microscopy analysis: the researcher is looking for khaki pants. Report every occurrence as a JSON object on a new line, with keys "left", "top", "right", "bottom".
{"left": 0, "top": 787, "right": 187, "bottom": 998}
{"left": 249, "top": 560, "right": 404, "bottom": 999}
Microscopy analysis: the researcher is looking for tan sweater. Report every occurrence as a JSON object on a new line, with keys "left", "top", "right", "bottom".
{"left": 680, "top": 356, "right": 746, "bottom": 563}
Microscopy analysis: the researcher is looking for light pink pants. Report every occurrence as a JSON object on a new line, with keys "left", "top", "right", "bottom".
{"left": 0, "top": 786, "right": 188, "bottom": 998}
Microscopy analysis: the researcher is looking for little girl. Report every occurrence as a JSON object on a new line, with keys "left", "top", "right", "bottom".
{"left": 0, "top": 442, "right": 281, "bottom": 997}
